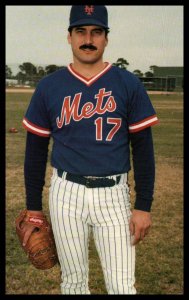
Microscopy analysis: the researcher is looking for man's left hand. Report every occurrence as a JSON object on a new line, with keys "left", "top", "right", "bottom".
{"left": 129, "top": 209, "right": 152, "bottom": 245}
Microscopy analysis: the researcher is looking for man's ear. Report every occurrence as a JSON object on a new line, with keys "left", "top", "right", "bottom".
{"left": 105, "top": 37, "right": 108, "bottom": 47}
{"left": 67, "top": 32, "right": 71, "bottom": 44}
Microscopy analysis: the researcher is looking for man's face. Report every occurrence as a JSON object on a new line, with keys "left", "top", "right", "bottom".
{"left": 67, "top": 25, "right": 108, "bottom": 65}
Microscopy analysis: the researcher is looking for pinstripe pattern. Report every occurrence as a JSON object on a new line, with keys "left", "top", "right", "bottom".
{"left": 49, "top": 168, "right": 136, "bottom": 294}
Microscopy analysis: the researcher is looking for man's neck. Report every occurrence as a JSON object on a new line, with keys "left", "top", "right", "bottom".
{"left": 71, "top": 60, "right": 107, "bottom": 79}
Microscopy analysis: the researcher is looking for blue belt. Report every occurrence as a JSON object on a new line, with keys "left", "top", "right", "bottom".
{"left": 57, "top": 169, "right": 121, "bottom": 188}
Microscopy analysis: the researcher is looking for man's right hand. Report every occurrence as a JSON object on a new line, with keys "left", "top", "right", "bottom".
{"left": 21, "top": 210, "right": 44, "bottom": 246}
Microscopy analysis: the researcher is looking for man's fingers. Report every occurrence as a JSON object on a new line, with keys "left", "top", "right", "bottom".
{"left": 23, "top": 230, "right": 32, "bottom": 246}
{"left": 131, "top": 230, "right": 141, "bottom": 245}
{"left": 22, "top": 226, "right": 36, "bottom": 246}
{"left": 129, "top": 210, "right": 152, "bottom": 245}
{"left": 131, "top": 228, "right": 150, "bottom": 245}
{"left": 140, "top": 229, "right": 146, "bottom": 241}
{"left": 129, "top": 220, "right": 135, "bottom": 236}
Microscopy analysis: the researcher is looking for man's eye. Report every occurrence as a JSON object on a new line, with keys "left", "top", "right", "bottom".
{"left": 93, "top": 30, "right": 103, "bottom": 34}
{"left": 76, "top": 29, "right": 84, "bottom": 33}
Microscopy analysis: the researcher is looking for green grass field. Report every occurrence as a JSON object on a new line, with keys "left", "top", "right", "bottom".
{"left": 6, "top": 91, "right": 183, "bottom": 295}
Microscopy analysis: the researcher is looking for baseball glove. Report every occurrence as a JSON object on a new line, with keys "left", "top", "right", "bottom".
{"left": 15, "top": 209, "right": 58, "bottom": 270}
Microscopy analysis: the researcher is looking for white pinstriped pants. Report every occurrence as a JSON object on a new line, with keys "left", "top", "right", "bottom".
{"left": 49, "top": 168, "right": 136, "bottom": 295}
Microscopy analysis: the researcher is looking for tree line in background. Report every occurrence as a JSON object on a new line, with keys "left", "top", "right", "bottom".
{"left": 6, "top": 58, "right": 156, "bottom": 86}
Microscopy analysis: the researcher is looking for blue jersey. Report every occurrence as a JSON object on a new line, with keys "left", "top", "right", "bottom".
{"left": 23, "top": 63, "right": 158, "bottom": 176}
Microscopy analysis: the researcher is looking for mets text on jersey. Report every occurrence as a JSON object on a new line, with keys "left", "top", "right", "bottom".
{"left": 56, "top": 88, "right": 116, "bottom": 127}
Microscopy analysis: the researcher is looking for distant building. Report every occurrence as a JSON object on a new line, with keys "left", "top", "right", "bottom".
{"left": 153, "top": 66, "right": 183, "bottom": 91}
{"left": 6, "top": 79, "right": 19, "bottom": 86}
{"left": 140, "top": 66, "right": 183, "bottom": 92}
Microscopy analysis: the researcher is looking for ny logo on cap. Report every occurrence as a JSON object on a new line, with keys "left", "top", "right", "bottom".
{"left": 85, "top": 5, "right": 94, "bottom": 15}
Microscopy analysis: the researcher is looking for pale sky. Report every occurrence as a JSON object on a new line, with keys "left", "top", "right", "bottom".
{"left": 6, "top": 5, "right": 183, "bottom": 75}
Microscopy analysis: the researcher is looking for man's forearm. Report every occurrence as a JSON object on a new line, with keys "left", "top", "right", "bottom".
{"left": 130, "top": 127, "right": 155, "bottom": 212}
{"left": 24, "top": 132, "right": 50, "bottom": 210}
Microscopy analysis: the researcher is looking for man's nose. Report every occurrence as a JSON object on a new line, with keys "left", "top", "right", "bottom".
{"left": 84, "top": 32, "right": 93, "bottom": 44}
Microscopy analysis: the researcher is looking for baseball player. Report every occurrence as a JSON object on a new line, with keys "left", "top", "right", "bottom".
{"left": 21, "top": 5, "right": 159, "bottom": 294}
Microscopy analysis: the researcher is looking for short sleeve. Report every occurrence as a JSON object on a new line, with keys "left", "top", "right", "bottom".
{"left": 128, "top": 80, "right": 159, "bottom": 133}
{"left": 22, "top": 83, "right": 51, "bottom": 137}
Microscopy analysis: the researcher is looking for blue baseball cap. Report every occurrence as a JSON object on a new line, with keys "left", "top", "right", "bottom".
{"left": 68, "top": 5, "right": 109, "bottom": 30}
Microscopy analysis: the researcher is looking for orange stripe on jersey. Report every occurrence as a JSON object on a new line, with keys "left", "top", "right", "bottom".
{"left": 22, "top": 118, "right": 51, "bottom": 137}
{"left": 129, "top": 115, "right": 159, "bottom": 133}
{"left": 68, "top": 63, "right": 112, "bottom": 86}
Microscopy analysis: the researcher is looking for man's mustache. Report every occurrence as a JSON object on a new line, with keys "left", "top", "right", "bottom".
{"left": 79, "top": 44, "right": 97, "bottom": 50}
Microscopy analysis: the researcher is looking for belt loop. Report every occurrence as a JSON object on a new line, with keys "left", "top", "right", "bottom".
{"left": 57, "top": 169, "right": 67, "bottom": 180}
{"left": 116, "top": 175, "right": 121, "bottom": 184}
{"left": 118, "top": 173, "right": 128, "bottom": 184}
{"left": 57, "top": 169, "right": 62, "bottom": 178}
